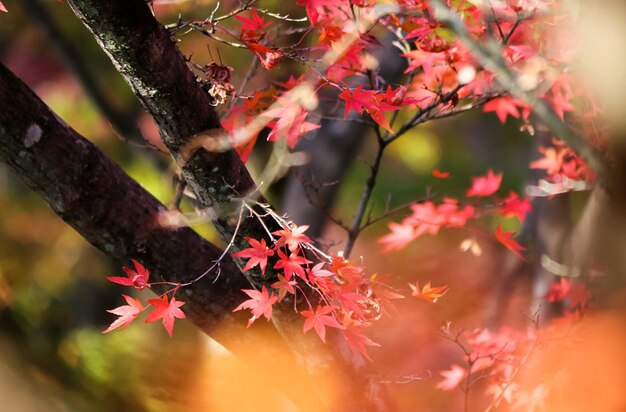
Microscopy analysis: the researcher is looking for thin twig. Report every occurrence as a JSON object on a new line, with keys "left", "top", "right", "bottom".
{"left": 179, "top": 200, "right": 246, "bottom": 286}
{"left": 344, "top": 128, "right": 387, "bottom": 257}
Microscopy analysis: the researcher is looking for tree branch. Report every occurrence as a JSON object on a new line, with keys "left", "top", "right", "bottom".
{"left": 0, "top": 62, "right": 335, "bottom": 411}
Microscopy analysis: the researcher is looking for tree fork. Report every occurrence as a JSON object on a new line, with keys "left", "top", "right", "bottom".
{"left": 52, "top": 0, "right": 391, "bottom": 409}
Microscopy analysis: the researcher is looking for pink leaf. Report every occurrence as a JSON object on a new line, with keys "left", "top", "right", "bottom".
{"left": 301, "top": 305, "right": 342, "bottom": 343}
{"left": 500, "top": 191, "right": 532, "bottom": 222}
{"left": 378, "top": 222, "right": 416, "bottom": 252}
{"left": 103, "top": 295, "right": 144, "bottom": 334}
{"left": 233, "top": 286, "right": 278, "bottom": 327}
{"left": 483, "top": 97, "right": 520, "bottom": 124}
{"left": 467, "top": 169, "right": 503, "bottom": 197}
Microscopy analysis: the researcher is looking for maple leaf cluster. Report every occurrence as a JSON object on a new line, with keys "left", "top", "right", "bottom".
{"left": 83, "top": 3, "right": 613, "bottom": 408}
{"left": 231, "top": 224, "right": 393, "bottom": 359}
{"left": 103, "top": 259, "right": 186, "bottom": 337}
{"left": 101, "top": 213, "right": 447, "bottom": 361}
{"left": 212, "top": 0, "right": 599, "bottom": 206}
{"left": 230, "top": 221, "right": 448, "bottom": 360}
{"left": 380, "top": 169, "right": 530, "bottom": 259}
{"left": 235, "top": 9, "right": 284, "bottom": 70}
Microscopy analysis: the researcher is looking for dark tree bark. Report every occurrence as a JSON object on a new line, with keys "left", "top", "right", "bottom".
{"left": 64, "top": 0, "right": 271, "bottom": 246}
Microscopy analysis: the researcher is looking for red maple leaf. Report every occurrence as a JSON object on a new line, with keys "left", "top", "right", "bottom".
{"left": 545, "top": 277, "right": 571, "bottom": 302}
{"left": 274, "top": 249, "right": 311, "bottom": 281}
{"left": 365, "top": 106, "right": 394, "bottom": 134}
{"left": 296, "top": 0, "right": 335, "bottom": 25}
{"left": 370, "top": 274, "right": 406, "bottom": 304}
{"left": 494, "top": 224, "right": 526, "bottom": 260}
{"left": 273, "top": 224, "right": 312, "bottom": 252}
{"left": 483, "top": 97, "right": 521, "bottom": 124}
{"left": 409, "top": 281, "right": 449, "bottom": 303}
{"left": 301, "top": 305, "right": 342, "bottom": 343}
{"left": 233, "top": 286, "right": 278, "bottom": 327}
{"left": 232, "top": 237, "right": 275, "bottom": 274}
{"left": 0, "top": 2, "right": 7, "bottom": 12}
{"left": 335, "top": 289, "right": 367, "bottom": 317}
{"left": 342, "top": 317, "right": 380, "bottom": 361}
{"left": 235, "top": 10, "right": 272, "bottom": 44}
{"left": 307, "top": 262, "right": 333, "bottom": 282}
{"left": 106, "top": 259, "right": 150, "bottom": 290}
{"left": 336, "top": 263, "right": 366, "bottom": 285}
{"left": 547, "top": 76, "right": 575, "bottom": 119}
{"left": 466, "top": 169, "right": 503, "bottom": 197}
{"left": 408, "top": 202, "right": 445, "bottom": 237}
{"left": 383, "top": 85, "right": 410, "bottom": 106}
{"left": 339, "top": 86, "right": 376, "bottom": 118}
{"left": 338, "top": 86, "right": 399, "bottom": 133}
{"left": 402, "top": 49, "right": 446, "bottom": 76}
{"left": 437, "top": 364, "right": 466, "bottom": 391}
{"left": 145, "top": 295, "right": 186, "bottom": 337}
{"left": 234, "top": 9, "right": 272, "bottom": 31}
{"left": 102, "top": 294, "right": 145, "bottom": 334}
{"left": 500, "top": 191, "right": 532, "bottom": 222}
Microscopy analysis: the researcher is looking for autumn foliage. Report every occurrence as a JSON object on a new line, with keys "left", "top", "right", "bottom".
{"left": 4, "top": 0, "right": 620, "bottom": 410}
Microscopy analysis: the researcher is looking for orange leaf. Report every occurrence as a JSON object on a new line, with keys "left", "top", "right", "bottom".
{"left": 409, "top": 281, "right": 449, "bottom": 303}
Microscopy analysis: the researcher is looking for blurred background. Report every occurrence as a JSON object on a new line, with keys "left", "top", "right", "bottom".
{"left": 1, "top": 0, "right": 626, "bottom": 411}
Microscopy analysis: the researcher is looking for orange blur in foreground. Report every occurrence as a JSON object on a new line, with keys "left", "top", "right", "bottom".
{"left": 516, "top": 312, "right": 626, "bottom": 412}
